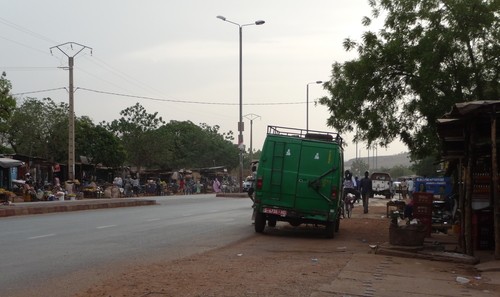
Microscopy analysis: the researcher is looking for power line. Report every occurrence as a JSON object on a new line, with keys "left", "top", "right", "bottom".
{"left": 11, "top": 86, "right": 309, "bottom": 106}
{"left": 78, "top": 87, "right": 307, "bottom": 106}
{"left": 11, "top": 87, "right": 66, "bottom": 96}
{"left": 0, "top": 16, "right": 58, "bottom": 44}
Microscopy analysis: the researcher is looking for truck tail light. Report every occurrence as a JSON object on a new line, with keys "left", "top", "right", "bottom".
{"left": 256, "top": 177, "right": 263, "bottom": 190}
{"left": 331, "top": 186, "right": 338, "bottom": 200}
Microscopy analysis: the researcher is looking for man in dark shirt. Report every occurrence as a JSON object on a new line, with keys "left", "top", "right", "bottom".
{"left": 359, "top": 171, "right": 372, "bottom": 214}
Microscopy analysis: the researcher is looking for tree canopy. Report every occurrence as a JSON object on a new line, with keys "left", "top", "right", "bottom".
{"left": 0, "top": 72, "right": 16, "bottom": 153}
{"left": 319, "top": 0, "right": 500, "bottom": 159}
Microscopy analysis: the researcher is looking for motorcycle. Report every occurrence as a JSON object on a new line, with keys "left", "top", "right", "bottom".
{"left": 343, "top": 192, "right": 356, "bottom": 218}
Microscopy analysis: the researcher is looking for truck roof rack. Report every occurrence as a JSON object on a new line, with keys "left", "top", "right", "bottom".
{"left": 267, "top": 125, "right": 343, "bottom": 145}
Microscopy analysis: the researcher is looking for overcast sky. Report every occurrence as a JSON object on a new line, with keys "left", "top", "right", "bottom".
{"left": 1, "top": 0, "right": 407, "bottom": 162}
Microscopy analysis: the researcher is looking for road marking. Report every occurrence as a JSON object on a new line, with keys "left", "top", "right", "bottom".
{"left": 146, "top": 218, "right": 160, "bottom": 222}
{"left": 28, "top": 234, "right": 56, "bottom": 240}
{"left": 96, "top": 224, "right": 117, "bottom": 229}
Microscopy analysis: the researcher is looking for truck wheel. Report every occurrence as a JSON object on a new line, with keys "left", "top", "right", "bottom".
{"left": 268, "top": 218, "right": 277, "bottom": 227}
{"left": 335, "top": 217, "right": 340, "bottom": 233}
{"left": 255, "top": 212, "right": 266, "bottom": 233}
{"left": 325, "top": 221, "right": 335, "bottom": 239}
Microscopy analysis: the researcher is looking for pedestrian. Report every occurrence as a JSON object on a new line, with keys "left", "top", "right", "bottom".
{"left": 213, "top": 178, "right": 221, "bottom": 193}
{"left": 407, "top": 178, "right": 414, "bottom": 198}
{"left": 401, "top": 178, "right": 408, "bottom": 199}
{"left": 359, "top": 171, "right": 372, "bottom": 214}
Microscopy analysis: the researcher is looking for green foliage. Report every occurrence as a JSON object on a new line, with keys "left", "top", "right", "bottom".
{"left": 6, "top": 97, "right": 67, "bottom": 161}
{"left": 319, "top": 0, "right": 500, "bottom": 159}
{"left": 75, "top": 117, "right": 126, "bottom": 167}
{"left": 0, "top": 72, "right": 16, "bottom": 143}
{"left": 106, "top": 103, "right": 165, "bottom": 170}
{"left": 388, "top": 165, "right": 413, "bottom": 179}
{"left": 153, "top": 121, "right": 239, "bottom": 170}
{"left": 411, "top": 155, "right": 440, "bottom": 177}
{"left": 102, "top": 104, "right": 239, "bottom": 171}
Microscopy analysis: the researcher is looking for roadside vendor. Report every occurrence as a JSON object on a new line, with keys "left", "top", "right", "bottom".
{"left": 403, "top": 195, "right": 413, "bottom": 219}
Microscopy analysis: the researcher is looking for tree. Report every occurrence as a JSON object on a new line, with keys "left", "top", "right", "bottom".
{"left": 319, "top": 0, "right": 500, "bottom": 159}
{"left": 6, "top": 97, "right": 67, "bottom": 161}
{"left": 106, "top": 103, "right": 165, "bottom": 171}
{"left": 0, "top": 72, "right": 16, "bottom": 153}
{"left": 154, "top": 121, "right": 239, "bottom": 170}
{"left": 389, "top": 165, "right": 413, "bottom": 179}
{"left": 411, "top": 155, "right": 440, "bottom": 177}
{"left": 75, "top": 117, "right": 126, "bottom": 167}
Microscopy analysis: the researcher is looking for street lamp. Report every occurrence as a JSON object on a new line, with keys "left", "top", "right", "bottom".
{"left": 244, "top": 113, "right": 261, "bottom": 163}
{"left": 306, "top": 81, "right": 323, "bottom": 132}
{"left": 217, "top": 15, "right": 265, "bottom": 192}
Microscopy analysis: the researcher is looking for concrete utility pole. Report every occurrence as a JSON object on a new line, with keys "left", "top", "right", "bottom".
{"left": 244, "top": 113, "right": 261, "bottom": 163}
{"left": 50, "top": 42, "right": 92, "bottom": 181}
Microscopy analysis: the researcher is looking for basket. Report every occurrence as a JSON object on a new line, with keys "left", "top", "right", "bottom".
{"left": 389, "top": 223, "right": 427, "bottom": 246}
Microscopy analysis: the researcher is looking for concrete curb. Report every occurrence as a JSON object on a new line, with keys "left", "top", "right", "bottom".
{"left": 215, "top": 193, "right": 249, "bottom": 198}
{"left": 0, "top": 199, "right": 156, "bottom": 218}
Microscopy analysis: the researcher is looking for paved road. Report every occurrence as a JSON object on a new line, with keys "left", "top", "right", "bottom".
{"left": 0, "top": 194, "right": 254, "bottom": 297}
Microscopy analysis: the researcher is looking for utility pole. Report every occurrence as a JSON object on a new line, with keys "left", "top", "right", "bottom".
{"left": 50, "top": 42, "right": 92, "bottom": 181}
{"left": 244, "top": 113, "right": 261, "bottom": 163}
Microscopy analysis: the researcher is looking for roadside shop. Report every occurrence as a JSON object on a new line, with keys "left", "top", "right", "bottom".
{"left": 436, "top": 100, "right": 500, "bottom": 258}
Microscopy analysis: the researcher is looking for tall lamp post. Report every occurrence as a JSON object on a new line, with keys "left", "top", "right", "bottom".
{"left": 306, "top": 81, "right": 323, "bottom": 133}
{"left": 217, "top": 15, "right": 265, "bottom": 192}
{"left": 244, "top": 113, "right": 261, "bottom": 163}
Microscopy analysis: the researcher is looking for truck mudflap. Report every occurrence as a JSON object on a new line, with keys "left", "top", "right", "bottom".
{"left": 307, "top": 166, "right": 338, "bottom": 204}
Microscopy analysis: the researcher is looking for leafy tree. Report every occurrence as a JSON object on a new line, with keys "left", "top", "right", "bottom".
{"left": 389, "top": 165, "right": 413, "bottom": 179}
{"left": 411, "top": 155, "right": 440, "bottom": 177}
{"left": 6, "top": 97, "right": 67, "bottom": 161}
{"left": 319, "top": 0, "right": 500, "bottom": 159}
{"left": 106, "top": 103, "right": 165, "bottom": 171}
{"left": 0, "top": 72, "right": 16, "bottom": 152}
{"left": 75, "top": 117, "right": 126, "bottom": 167}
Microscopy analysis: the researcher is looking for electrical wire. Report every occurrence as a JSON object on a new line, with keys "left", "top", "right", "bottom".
{"left": 11, "top": 87, "right": 66, "bottom": 96}
{"left": 11, "top": 86, "right": 308, "bottom": 106}
{"left": 78, "top": 87, "right": 306, "bottom": 106}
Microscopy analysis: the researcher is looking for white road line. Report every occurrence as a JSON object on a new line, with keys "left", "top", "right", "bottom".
{"left": 96, "top": 225, "right": 117, "bottom": 229}
{"left": 28, "top": 234, "right": 56, "bottom": 240}
{"left": 146, "top": 218, "right": 160, "bottom": 222}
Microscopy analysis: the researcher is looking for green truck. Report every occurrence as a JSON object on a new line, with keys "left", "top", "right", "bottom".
{"left": 253, "top": 126, "right": 344, "bottom": 238}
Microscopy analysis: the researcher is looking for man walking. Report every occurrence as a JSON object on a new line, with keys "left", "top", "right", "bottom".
{"left": 359, "top": 171, "right": 372, "bottom": 214}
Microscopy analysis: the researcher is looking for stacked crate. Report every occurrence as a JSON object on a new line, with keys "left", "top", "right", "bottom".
{"left": 412, "top": 192, "right": 433, "bottom": 237}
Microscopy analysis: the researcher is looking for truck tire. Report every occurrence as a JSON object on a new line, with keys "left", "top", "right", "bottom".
{"left": 255, "top": 211, "right": 266, "bottom": 233}
{"left": 325, "top": 221, "right": 335, "bottom": 239}
{"left": 335, "top": 217, "right": 340, "bottom": 232}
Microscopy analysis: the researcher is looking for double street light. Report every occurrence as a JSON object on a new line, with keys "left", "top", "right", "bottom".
{"left": 217, "top": 15, "right": 265, "bottom": 192}
{"left": 306, "top": 81, "right": 323, "bottom": 132}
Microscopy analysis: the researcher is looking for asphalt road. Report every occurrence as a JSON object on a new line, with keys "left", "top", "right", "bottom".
{"left": 0, "top": 194, "right": 254, "bottom": 297}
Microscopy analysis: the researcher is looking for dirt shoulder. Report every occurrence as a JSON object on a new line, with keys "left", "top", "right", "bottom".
{"left": 73, "top": 204, "right": 390, "bottom": 297}
{"left": 72, "top": 202, "right": 498, "bottom": 297}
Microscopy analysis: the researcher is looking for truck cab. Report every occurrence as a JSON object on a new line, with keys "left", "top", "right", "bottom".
{"left": 253, "top": 126, "right": 344, "bottom": 238}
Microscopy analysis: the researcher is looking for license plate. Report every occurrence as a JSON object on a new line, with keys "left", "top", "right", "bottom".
{"left": 263, "top": 208, "right": 287, "bottom": 217}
